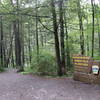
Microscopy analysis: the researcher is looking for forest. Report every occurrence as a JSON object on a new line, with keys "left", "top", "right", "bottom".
{"left": 0, "top": 0, "right": 100, "bottom": 76}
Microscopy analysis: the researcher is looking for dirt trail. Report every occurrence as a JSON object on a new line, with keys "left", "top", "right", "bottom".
{"left": 0, "top": 69, "right": 100, "bottom": 100}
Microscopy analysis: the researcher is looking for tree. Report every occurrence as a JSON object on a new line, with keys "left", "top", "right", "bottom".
{"left": 77, "top": 0, "right": 85, "bottom": 55}
{"left": 14, "top": 0, "right": 23, "bottom": 71}
{"left": 35, "top": 0, "right": 39, "bottom": 56}
{"left": 0, "top": 16, "right": 4, "bottom": 67}
{"left": 59, "top": 0, "right": 66, "bottom": 74}
{"left": 51, "top": 0, "right": 63, "bottom": 76}
{"left": 91, "top": 0, "right": 95, "bottom": 57}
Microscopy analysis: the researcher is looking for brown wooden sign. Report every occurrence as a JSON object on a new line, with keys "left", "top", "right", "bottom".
{"left": 72, "top": 55, "right": 92, "bottom": 73}
{"left": 73, "top": 55, "right": 100, "bottom": 85}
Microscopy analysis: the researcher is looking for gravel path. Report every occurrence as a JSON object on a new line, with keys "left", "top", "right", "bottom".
{"left": 0, "top": 69, "right": 100, "bottom": 100}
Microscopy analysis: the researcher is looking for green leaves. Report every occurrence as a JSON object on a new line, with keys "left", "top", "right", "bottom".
{"left": 30, "top": 50, "right": 57, "bottom": 75}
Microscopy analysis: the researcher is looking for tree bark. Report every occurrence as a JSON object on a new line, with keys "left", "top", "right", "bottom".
{"left": 91, "top": 0, "right": 95, "bottom": 57}
{"left": 28, "top": 21, "right": 32, "bottom": 64}
{"left": 64, "top": 8, "right": 71, "bottom": 68}
{"left": 59, "top": 0, "right": 66, "bottom": 74}
{"left": 77, "top": 0, "right": 85, "bottom": 55}
{"left": 6, "top": 24, "right": 14, "bottom": 67}
{"left": 0, "top": 16, "right": 4, "bottom": 67}
{"left": 51, "top": 0, "right": 63, "bottom": 76}
{"left": 20, "top": 16, "right": 25, "bottom": 66}
{"left": 14, "top": 20, "right": 22, "bottom": 68}
{"left": 36, "top": 0, "right": 39, "bottom": 56}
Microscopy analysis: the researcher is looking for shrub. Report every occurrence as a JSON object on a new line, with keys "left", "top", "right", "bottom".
{"left": 0, "top": 66, "right": 5, "bottom": 72}
{"left": 30, "top": 50, "right": 57, "bottom": 75}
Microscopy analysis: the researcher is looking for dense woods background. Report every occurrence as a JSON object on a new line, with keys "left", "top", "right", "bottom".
{"left": 0, "top": 0, "right": 100, "bottom": 76}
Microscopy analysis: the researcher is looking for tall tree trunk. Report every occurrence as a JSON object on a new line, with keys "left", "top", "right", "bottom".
{"left": 51, "top": 0, "right": 63, "bottom": 76}
{"left": 14, "top": 20, "right": 22, "bottom": 69}
{"left": 15, "top": 0, "right": 23, "bottom": 71}
{"left": 21, "top": 16, "right": 25, "bottom": 66}
{"left": 77, "top": 0, "right": 85, "bottom": 55}
{"left": 28, "top": 21, "right": 32, "bottom": 64}
{"left": 59, "top": 0, "right": 66, "bottom": 74}
{"left": 6, "top": 24, "right": 14, "bottom": 67}
{"left": 64, "top": 8, "right": 71, "bottom": 68}
{"left": 0, "top": 16, "right": 4, "bottom": 67}
{"left": 91, "top": 0, "right": 95, "bottom": 57}
{"left": 36, "top": 0, "right": 39, "bottom": 56}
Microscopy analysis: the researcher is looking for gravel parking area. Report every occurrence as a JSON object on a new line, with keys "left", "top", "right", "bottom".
{"left": 0, "top": 69, "right": 100, "bottom": 100}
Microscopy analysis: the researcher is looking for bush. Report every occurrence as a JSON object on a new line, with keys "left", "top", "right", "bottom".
{"left": 29, "top": 50, "right": 57, "bottom": 75}
{"left": 0, "top": 67, "right": 5, "bottom": 72}
{"left": 94, "top": 56, "right": 100, "bottom": 60}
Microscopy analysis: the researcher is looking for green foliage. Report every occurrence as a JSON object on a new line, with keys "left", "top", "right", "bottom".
{"left": 94, "top": 56, "right": 100, "bottom": 60}
{"left": 28, "top": 50, "right": 57, "bottom": 75}
{"left": 0, "top": 0, "right": 100, "bottom": 75}
{"left": 0, "top": 66, "right": 5, "bottom": 72}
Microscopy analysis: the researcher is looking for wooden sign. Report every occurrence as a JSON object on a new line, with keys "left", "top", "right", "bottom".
{"left": 73, "top": 55, "right": 100, "bottom": 85}
{"left": 72, "top": 55, "right": 92, "bottom": 73}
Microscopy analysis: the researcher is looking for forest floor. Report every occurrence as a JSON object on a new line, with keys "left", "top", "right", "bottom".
{"left": 0, "top": 69, "right": 100, "bottom": 100}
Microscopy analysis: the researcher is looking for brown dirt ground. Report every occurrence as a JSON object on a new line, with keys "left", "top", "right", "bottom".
{"left": 0, "top": 69, "right": 100, "bottom": 100}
